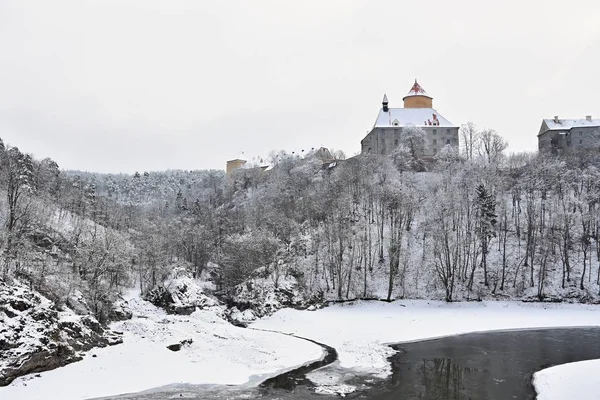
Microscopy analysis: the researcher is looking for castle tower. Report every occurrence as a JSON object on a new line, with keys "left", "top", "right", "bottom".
{"left": 226, "top": 158, "right": 247, "bottom": 177}
{"left": 403, "top": 79, "right": 433, "bottom": 108}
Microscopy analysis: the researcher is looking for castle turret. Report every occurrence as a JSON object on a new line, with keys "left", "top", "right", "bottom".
{"left": 382, "top": 94, "right": 389, "bottom": 112}
{"left": 402, "top": 79, "right": 433, "bottom": 108}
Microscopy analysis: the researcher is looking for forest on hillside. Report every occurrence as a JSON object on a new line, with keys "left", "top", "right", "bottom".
{"left": 3, "top": 124, "right": 600, "bottom": 325}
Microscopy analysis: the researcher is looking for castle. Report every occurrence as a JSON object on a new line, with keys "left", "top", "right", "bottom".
{"left": 360, "top": 80, "right": 459, "bottom": 157}
{"left": 227, "top": 80, "right": 460, "bottom": 174}
{"left": 538, "top": 116, "right": 600, "bottom": 154}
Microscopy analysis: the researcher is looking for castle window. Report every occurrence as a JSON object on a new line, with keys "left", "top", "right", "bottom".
{"left": 433, "top": 148, "right": 437, "bottom": 155}
{"left": 580, "top": 139, "right": 583, "bottom": 144}
{"left": 446, "top": 139, "right": 451, "bottom": 144}
{"left": 394, "top": 139, "right": 398, "bottom": 145}
{"left": 433, "top": 129, "right": 437, "bottom": 134}
{"left": 447, "top": 129, "right": 451, "bottom": 134}
{"left": 433, "top": 139, "right": 437, "bottom": 145}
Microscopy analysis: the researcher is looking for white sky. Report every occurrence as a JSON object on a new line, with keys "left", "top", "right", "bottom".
{"left": 1, "top": 0, "right": 599, "bottom": 173}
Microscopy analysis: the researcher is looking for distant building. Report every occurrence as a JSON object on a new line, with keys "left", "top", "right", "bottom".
{"left": 226, "top": 147, "right": 336, "bottom": 177}
{"left": 311, "top": 147, "right": 335, "bottom": 164}
{"left": 226, "top": 159, "right": 247, "bottom": 177}
{"left": 360, "top": 80, "right": 459, "bottom": 157}
{"left": 538, "top": 116, "right": 600, "bottom": 154}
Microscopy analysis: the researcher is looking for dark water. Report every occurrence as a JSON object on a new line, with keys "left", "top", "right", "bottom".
{"left": 366, "top": 327, "right": 600, "bottom": 400}
{"left": 98, "top": 327, "right": 600, "bottom": 400}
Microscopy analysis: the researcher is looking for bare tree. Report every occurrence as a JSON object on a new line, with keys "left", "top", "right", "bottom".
{"left": 478, "top": 129, "right": 508, "bottom": 164}
{"left": 459, "top": 122, "right": 480, "bottom": 161}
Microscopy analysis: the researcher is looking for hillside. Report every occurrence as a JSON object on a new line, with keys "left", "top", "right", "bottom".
{"left": 3, "top": 135, "right": 600, "bottom": 386}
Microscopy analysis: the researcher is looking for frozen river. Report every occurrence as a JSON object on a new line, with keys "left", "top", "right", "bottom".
{"left": 102, "top": 327, "right": 600, "bottom": 400}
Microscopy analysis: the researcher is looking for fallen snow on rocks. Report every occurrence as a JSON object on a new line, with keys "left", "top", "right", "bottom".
{"left": 230, "top": 273, "right": 310, "bottom": 317}
{"left": 533, "top": 359, "right": 600, "bottom": 400}
{"left": 0, "top": 289, "right": 323, "bottom": 400}
{"left": 0, "top": 279, "right": 121, "bottom": 387}
{"left": 143, "top": 267, "right": 220, "bottom": 315}
{"left": 253, "top": 300, "right": 600, "bottom": 384}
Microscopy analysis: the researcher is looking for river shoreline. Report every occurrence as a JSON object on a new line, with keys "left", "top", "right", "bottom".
{"left": 3, "top": 299, "right": 600, "bottom": 399}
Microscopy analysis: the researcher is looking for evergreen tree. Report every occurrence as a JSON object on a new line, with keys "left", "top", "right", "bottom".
{"left": 475, "top": 183, "right": 497, "bottom": 287}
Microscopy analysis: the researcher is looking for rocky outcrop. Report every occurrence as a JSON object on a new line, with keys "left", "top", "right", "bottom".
{"left": 143, "top": 268, "right": 220, "bottom": 315}
{"left": 0, "top": 279, "right": 122, "bottom": 387}
{"left": 109, "top": 298, "right": 134, "bottom": 321}
{"left": 229, "top": 275, "right": 316, "bottom": 318}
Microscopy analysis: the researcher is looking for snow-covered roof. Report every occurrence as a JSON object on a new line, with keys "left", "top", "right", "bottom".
{"left": 541, "top": 118, "right": 600, "bottom": 134}
{"left": 573, "top": 118, "right": 600, "bottom": 128}
{"left": 373, "top": 108, "right": 456, "bottom": 128}
{"left": 403, "top": 80, "right": 432, "bottom": 99}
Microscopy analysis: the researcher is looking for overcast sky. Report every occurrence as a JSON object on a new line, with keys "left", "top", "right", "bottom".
{"left": 1, "top": 0, "right": 599, "bottom": 173}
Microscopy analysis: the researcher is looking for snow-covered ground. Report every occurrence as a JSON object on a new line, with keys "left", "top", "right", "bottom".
{"left": 3, "top": 298, "right": 600, "bottom": 400}
{"left": 253, "top": 300, "right": 600, "bottom": 383}
{"left": 0, "top": 291, "right": 323, "bottom": 400}
{"left": 533, "top": 359, "right": 600, "bottom": 400}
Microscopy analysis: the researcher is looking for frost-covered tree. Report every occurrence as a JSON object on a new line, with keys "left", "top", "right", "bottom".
{"left": 219, "top": 231, "right": 280, "bottom": 290}
{"left": 460, "top": 122, "right": 480, "bottom": 161}
{"left": 478, "top": 129, "right": 507, "bottom": 164}
{"left": 475, "top": 183, "right": 497, "bottom": 287}
{"left": 1, "top": 145, "right": 35, "bottom": 276}
{"left": 392, "top": 125, "right": 428, "bottom": 172}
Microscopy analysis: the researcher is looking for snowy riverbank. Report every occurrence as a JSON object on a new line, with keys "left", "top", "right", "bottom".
{"left": 533, "top": 359, "right": 600, "bottom": 400}
{"left": 0, "top": 292, "right": 323, "bottom": 400}
{"left": 3, "top": 298, "right": 600, "bottom": 400}
{"left": 253, "top": 300, "right": 600, "bottom": 383}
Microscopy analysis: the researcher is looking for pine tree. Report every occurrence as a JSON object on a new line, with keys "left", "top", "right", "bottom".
{"left": 175, "top": 189, "right": 184, "bottom": 213}
{"left": 475, "top": 183, "right": 497, "bottom": 287}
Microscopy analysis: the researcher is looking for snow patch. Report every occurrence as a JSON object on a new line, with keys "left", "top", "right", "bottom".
{"left": 534, "top": 359, "right": 600, "bottom": 400}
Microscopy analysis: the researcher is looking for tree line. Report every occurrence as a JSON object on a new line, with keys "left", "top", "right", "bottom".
{"left": 2, "top": 124, "right": 600, "bottom": 324}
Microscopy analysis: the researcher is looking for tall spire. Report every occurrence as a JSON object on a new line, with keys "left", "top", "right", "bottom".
{"left": 382, "top": 94, "right": 389, "bottom": 112}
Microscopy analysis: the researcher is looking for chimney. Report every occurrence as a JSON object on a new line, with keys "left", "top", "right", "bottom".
{"left": 586, "top": 115, "right": 592, "bottom": 121}
{"left": 554, "top": 116, "right": 559, "bottom": 123}
{"left": 382, "top": 94, "right": 389, "bottom": 112}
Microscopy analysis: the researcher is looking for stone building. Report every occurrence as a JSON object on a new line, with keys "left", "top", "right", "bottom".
{"left": 226, "top": 158, "right": 247, "bottom": 177}
{"left": 360, "top": 80, "right": 459, "bottom": 157}
{"left": 538, "top": 116, "right": 600, "bottom": 154}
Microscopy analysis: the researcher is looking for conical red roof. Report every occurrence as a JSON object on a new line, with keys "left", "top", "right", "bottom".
{"left": 403, "top": 79, "right": 432, "bottom": 99}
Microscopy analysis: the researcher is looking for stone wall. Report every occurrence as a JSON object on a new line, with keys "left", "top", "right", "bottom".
{"left": 361, "top": 126, "right": 459, "bottom": 157}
